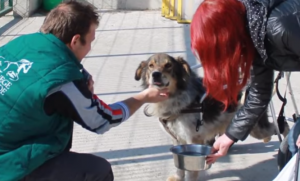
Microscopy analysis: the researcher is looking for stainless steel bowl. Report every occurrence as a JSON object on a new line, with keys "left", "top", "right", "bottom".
{"left": 170, "top": 144, "right": 212, "bottom": 171}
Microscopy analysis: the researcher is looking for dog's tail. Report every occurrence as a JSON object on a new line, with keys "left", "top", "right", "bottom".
{"left": 241, "top": 86, "right": 289, "bottom": 142}
{"left": 249, "top": 111, "right": 275, "bottom": 142}
{"left": 249, "top": 111, "right": 290, "bottom": 143}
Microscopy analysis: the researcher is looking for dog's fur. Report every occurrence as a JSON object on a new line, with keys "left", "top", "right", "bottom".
{"left": 134, "top": 53, "right": 289, "bottom": 181}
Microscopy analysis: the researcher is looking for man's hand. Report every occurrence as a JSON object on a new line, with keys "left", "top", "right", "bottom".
{"left": 122, "top": 86, "right": 169, "bottom": 116}
{"left": 296, "top": 134, "right": 300, "bottom": 148}
{"left": 206, "top": 134, "right": 234, "bottom": 164}
{"left": 87, "top": 76, "right": 94, "bottom": 94}
{"left": 141, "top": 86, "right": 169, "bottom": 103}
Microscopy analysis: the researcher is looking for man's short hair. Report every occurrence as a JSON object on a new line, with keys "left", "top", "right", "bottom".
{"left": 40, "top": 1, "right": 99, "bottom": 45}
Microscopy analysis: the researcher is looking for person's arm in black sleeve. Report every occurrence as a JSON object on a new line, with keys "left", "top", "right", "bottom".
{"left": 43, "top": 79, "right": 130, "bottom": 134}
{"left": 225, "top": 58, "right": 274, "bottom": 141}
{"left": 226, "top": 0, "right": 300, "bottom": 141}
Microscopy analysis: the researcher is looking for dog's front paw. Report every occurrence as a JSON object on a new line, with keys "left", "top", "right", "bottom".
{"left": 166, "top": 175, "right": 183, "bottom": 181}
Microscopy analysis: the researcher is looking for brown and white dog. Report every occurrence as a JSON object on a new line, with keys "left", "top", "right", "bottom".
{"left": 134, "top": 53, "right": 289, "bottom": 181}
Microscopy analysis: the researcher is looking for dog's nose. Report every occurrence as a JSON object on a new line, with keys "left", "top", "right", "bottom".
{"left": 152, "top": 71, "right": 162, "bottom": 79}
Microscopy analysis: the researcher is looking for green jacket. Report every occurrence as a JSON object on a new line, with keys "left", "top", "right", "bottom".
{"left": 0, "top": 32, "right": 84, "bottom": 181}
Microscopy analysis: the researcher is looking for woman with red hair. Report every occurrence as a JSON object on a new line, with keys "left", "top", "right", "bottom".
{"left": 190, "top": 0, "right": 300, "bottom": 164}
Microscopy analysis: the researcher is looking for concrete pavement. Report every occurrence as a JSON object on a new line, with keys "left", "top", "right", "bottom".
{"left": 1, "top": 10, "right": 299, "bottom": 181}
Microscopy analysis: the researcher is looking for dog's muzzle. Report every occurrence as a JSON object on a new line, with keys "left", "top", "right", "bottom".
{"left": 151, "top": 71, "right": 169, "bottom": 87}
{"left": 152, "top": 71, "right": 162, "bottom": 83}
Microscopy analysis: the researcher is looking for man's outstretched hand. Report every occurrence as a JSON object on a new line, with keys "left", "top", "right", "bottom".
{"left": 121, "top": 85, "right": 169, "bottom": 117}
{"left": 141, "top": 86, "right": 169, "bottom": 103}
{"left": 206, "top": 134, "right": 234, "bottom": 164}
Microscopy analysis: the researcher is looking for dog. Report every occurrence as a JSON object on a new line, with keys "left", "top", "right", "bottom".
{"left": 134, "top": 53, "right": 290, "bottom": 181}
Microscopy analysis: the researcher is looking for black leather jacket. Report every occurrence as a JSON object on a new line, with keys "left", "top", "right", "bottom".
{"left": 226, "top": 0, "right": 300, "bottom": 141}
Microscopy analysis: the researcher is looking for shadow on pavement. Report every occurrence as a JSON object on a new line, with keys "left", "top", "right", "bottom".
{"left": 92, "top": 144, "right": 173, "bottom": 166}
{"left": 229, "top": 141, "right": 280, "bottom": 155}
{"left": 182, "top": 24, "right": 198, "bottom": 67}
{"left": 0, "top": 18, "right": 22, "bottom": 36}
{"left": 199, "top": 158, "right": 279, "bottom": 181}
{"left": 92, "top": 144, "right": 172, "bottom": 160}
{"left": 109, "top": 154, "right": 172, "bottom": 165}
{"left": 92, "top": 141, "right": 280, "bottom": 168}
{"left": 93, "top": 143, "right": 279, "bottom": 180}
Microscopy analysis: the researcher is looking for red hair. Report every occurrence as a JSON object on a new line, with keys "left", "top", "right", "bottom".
{"left": 190, "top": 0, "right": 255, "bottom": 110}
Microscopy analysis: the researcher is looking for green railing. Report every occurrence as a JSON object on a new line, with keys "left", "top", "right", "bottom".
{"left": 0, "top": 0, "right": 13, "bottom": 17}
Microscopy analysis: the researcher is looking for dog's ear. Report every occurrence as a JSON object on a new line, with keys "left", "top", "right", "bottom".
{"left": 176, "top": 57, "right": 191, "bottom": 75}
{"left": 135, "top": 61, "right": 147, "bottom": 81}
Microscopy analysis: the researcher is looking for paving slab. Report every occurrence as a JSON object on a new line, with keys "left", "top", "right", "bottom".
{"left": 1, "top": 10, "right": 300, "bottom": 181}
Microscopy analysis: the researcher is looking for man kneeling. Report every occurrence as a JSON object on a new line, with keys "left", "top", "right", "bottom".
{"left": 0, "top": 1, "right": 168, "bottom": 181}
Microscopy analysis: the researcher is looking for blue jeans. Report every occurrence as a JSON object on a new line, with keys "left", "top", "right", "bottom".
{"left": 288, "top": 118, "right": 300, "bottom": 155}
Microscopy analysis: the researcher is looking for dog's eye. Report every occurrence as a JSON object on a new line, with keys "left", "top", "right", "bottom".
{"left": 165, "top": 63, "right": 172, "bottom": 68}
{"left": 149, "top": 64, "right": 154, "bottom": 68}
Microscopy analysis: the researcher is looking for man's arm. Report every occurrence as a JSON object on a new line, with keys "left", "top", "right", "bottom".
{"left": 121, "top": 94, "right": 147, "bottom": 116}
{"left": 44, "top": 79, "right": 133, "bottom": 134}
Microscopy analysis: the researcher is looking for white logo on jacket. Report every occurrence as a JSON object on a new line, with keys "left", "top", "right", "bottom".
{"left": 0, "top": 56, "right": 33, "bottom": 95}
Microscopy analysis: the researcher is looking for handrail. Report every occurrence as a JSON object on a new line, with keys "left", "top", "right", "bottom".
{"left": 0, "top": 0, "right": 13, "bottom": 17}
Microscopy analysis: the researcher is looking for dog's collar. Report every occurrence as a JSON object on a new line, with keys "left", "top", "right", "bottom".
{"left": 180, "top": 93, "right": 206, "bottom": 113}
{"left": 180, "top": 94, "right": 204, "bottom": 113}
{"left": 180, "top": 93, "right": 206, "bottom": 132}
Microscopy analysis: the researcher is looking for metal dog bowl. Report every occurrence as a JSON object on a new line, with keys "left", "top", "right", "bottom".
{"left": 170, "top": 144, "right": 212, "bottom": 171}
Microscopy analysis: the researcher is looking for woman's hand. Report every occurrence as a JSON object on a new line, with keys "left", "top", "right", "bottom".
{"left": 206, "top": 134, "right": 234, "bottom": 164}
